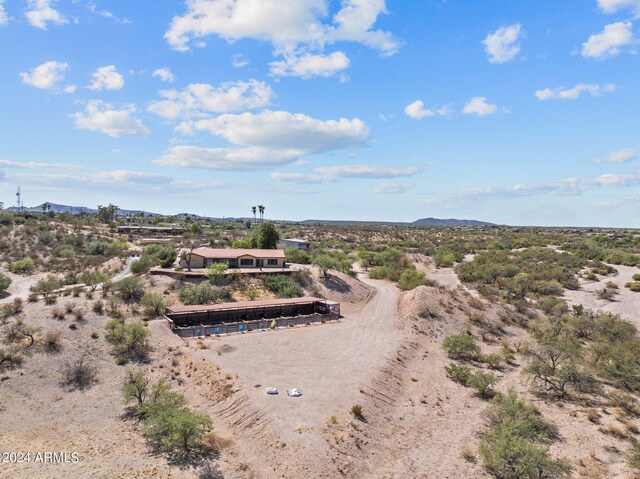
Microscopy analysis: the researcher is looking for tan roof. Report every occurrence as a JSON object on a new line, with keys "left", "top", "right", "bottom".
{"left": 167, "top": 296, "right": 326, "bottom": 314}
{"left": 187, "top": 247, "right": 285, "bottom": 259}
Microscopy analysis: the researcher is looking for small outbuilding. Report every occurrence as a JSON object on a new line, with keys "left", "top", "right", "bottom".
{"left": 279, "top": 238, "right": 310, "bottom": 250}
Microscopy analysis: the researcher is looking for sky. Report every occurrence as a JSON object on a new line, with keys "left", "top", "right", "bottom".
{"left": 0, "top": 0, "right": 639, "bottom": 227}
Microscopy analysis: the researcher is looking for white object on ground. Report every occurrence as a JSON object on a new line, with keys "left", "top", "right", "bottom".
{"left": 287, "top": 389, "right": 302, "bottom": 397}
{"left": 266, "top": 387, "right": 278, "bottom": 395}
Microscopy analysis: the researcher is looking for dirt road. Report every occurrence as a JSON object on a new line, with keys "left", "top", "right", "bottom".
{"left": 194, "top": 273, "right": 404, "bottom": 446}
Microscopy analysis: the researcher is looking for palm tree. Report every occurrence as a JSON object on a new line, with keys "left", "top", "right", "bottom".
{"left": 258, "top": 205, "right": 265, "bottom": 223}
{"left": 251, "top": 206, "right": 257, "bottom": 225}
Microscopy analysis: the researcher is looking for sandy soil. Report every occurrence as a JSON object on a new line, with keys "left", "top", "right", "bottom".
{"left": 0, "top": 269, "right": 47, "bottom": 304}
{"left": 411, "top": 254, "right": 462, "bottom": 290}
{"left": 564, "top": 264, "right": 640, "bottom": 325}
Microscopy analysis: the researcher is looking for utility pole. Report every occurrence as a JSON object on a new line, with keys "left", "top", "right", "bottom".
{"left": 16, "top": 186, "right": 23, "bottom": 212}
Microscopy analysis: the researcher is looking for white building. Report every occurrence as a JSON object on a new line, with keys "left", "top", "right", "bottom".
{"left": 279, "top": 238, "right": 310, "bottom": 250}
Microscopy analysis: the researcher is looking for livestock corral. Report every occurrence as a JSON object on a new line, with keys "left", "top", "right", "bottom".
{"left": 166, "top": 297, "right": 341, "bottom": 337}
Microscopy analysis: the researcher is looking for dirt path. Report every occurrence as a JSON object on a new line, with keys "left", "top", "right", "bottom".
{"left": 190, "top": 272, "right": 405, "bottom": 477}
{"left": 0, "top": 270, "right": 46, "bottom": 304}
{"left": 564, "top": 264, "right": 640, "bottom": 326}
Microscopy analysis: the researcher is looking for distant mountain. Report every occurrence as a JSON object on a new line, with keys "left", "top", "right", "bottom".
{"left": 412, "top": 217, "right": 496, "bottom": 227}
{"left": 301, "top": 218, "right": 497, "bottom": 227}
{"left": 3, "top": 203, "right": 497, "bottom": 227}
{"left": 6, "top": 203, "right": 166, "bottom": 216}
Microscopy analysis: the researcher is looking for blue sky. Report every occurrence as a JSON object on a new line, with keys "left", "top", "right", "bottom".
{"left": 0, "top": 0, "right": 639, "bottom": 226}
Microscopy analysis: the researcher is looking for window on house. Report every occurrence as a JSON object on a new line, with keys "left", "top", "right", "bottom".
{"left": 267, "top": 259, "right": 278, "bottom": 266}
{"left": 240, "top": 258, "right": 254, "bottom": 266}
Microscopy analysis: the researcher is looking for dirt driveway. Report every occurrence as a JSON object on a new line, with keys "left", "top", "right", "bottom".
{"left": 192, "top": 273, "right": 404, "bottom": 445}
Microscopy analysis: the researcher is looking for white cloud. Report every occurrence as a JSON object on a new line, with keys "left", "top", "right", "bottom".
{"left": 581, "top": 21, "right": 634, "bottom": 60}
{"left": 20, "top": 61, "right": 68, "bottom": 89}
{"left": 0, "top": 159, "right": 79, "bottom": 170}
{"left": 314, "top": 164, "right": 418, "bottom": 178}
{"left": 594, "top": 148, "right": 637, "bottom": 163}
{"left": 483, "top": 24, "right": 522, "bottom": 64}
{"left": 184, "top": 110, "right": 369, "bottom": 152}
{"left": 232, "top": 53, "right": 249, "bottom": 67}
{"left": 269, "top": 51, "right": 350, "bottom": 78}
{"left": 152, "top": 67, "right": 175, "bottom": 83}
{"left": 156, "top": 110, "right": 369, "bottom": 171}
{"left": 404, "top": 100, "right": 451, "bottom": 119}
{"left": 271, "top": 172, "right": 337, "bottom": 183}
{"left": 0, "top": 0, "right": 8, "bottom": 27}
{"left": 271, "top": 164, "right": 419, "bottom": 184}
{"left": 88, "top": 65, "right": 125, "bottom": 90}
{"left": 155, "top": 145, "right": 300, "bottom": 171}
{"left": 462, "top": 97, "right": 500, "bottom": 116}
{"left": 25, "top": 0, "right": 67, "bottom": 29}
{"left": 148, "top": 80, "right": 273, "bottom": 120}
{"left": 598, "top": 0, "right": 640, "bottom": 17}
{"left": 164, "top": 0, "right": 399, "bottom": 77}
{"left": 535, "top": 83, "right": 616, "bottom": 100}
{"left": 374, "top": 181, "right": 414, "bottom": 194}
{"left": 460, "top": 171, "right": 640, "bottom": 199}
{"left": 72, "top": 100, "right": 150, "bottom": 138}
{"left": 63, "top": 84, "right": 77, "bottom": 94}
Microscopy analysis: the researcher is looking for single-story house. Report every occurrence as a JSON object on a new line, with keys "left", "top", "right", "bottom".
{"left": 279, "top": 238, "right": 310, "bottom": 250}
{"left": 178, "top": 247, "right": 286, "bottom": 269}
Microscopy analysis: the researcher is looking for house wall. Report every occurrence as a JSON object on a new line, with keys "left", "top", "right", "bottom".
{"left": 179, "top": 253, "right": 205, "bottom": 269}
{"left": 236, "top": 255, "right": 284, "bottom": 268}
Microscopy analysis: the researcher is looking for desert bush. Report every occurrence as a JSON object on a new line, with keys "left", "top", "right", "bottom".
{"left": 43, "top": 331, "right": 62, "bottom": 352}
{"left": 0, "top": 272, "right": 11, "bottom": 294}
{"left": 596, "top": 288, "right": 616, "bottom": 301}
{"left": 92, "top": 300, "right": 104, "bottom": 314}
{"left": 351, "top": 404, "right": 364, "bottom": 420}
{"left": 112, "top": 277, "right": 146, "bottom": 303}
{"left": 524, "top": 332, "right": 595, "bottom": 398}
{"left": 0, "top": 345, "right": 23, "bottom": 369}
{"left": 104, "top": 320, "right": 150, "bottom": 360}
{"left": 284, "top": 247, "right": 311, "bottom": 265}
{"left": 5, "top": 320, "right": 40, "bottom": 347}
{"left": 204, "top": 263, "right": 228, "bottom": 285}
{"left": 122, "top": 367, "right": 151, "bottom": 409}
{"left": 30, "top": 276, "right": 61, "bottom": 299}
{"left": 480, "top": 390, "right": 570, "bottom": 479}
{"left": 179, "top": 282, "right": 230, "bottom": 305}
{"left": 141, "top": 293, "right": 169, "bottom": 318}
{"left": 198, "top": 463, "right": 224, "bottom": 479}
{"left": 139, "top": 380, "right": 212, "bottom": 454}
{"left": 443, "top": 333, "right": 481, "bottom": 361}
{"left": 445, "top": 363, "right": 472, "bottom": 385}
{"left": 468, "top": 370, "right": 499, "bottom": 399}
{"left": 61, "top": 355, "right": 98, "bottom": 390}
{"left": 398, "top": 267, "right": 431, "bottom": 291}
{"left": 626, "top": 282, "right": 640, "bottom": 292}
{"left": 79, "top": 271, "right": 108, "bottom": 292}
{"left": 483, "top": 353, "right": 503, "bottom": 370}
{"left": 10, "top": 257, "right": 35, "bottom": 274}
{"left": 628, "top": 440, "right": 640, "bottom": 472}
{"left": 264, "top": 275, "right": 302, "bottom": 298}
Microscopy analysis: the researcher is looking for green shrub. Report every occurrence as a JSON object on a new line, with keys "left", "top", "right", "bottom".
{"left": 140, "top": 380, "right": 212, "bottom": 454}
{"left": 285, "top": 247, "right": 311, "bottom": 264}
{"left": 179, "top": 282, "right": 230, "bottom": 305}
{"left": 480, "top": 390, "right": 570, "bottom": 479}
{"left": 633, "top": 274, "right": 640, "bottom": 282}
{"left": 443, "top": 333, "right": 481, "bottom": 360}
{"left": 112, "top": 277, "right": 146, "bottom": 303}
{"left": 141, "top": 293, "right": 169, "bottom": 318}
{"left": 264, "top": 276, "right": 302, "bottom": 298}
{"left": 10, "top": 257, "right": 36, "bottom": 274}
{"left": 398, "top": 268, "right": 429, "bottom": 291}
{"left": 104, "top": 320, "right": 150, "bottom": 360}
{"left": 445, "top": 363, "right": 472, "bottom": 385}
{"left": 626, "top": 282, "right": 640, "bottom": 292}
{"left": 467, "top": 370, "right": 498, "bottom": 399}
{"left": 30, "top": 276, "right": 61, "bottom": 299}
{"left": 0, "top": 272, "right": 11, "bottom": 294}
